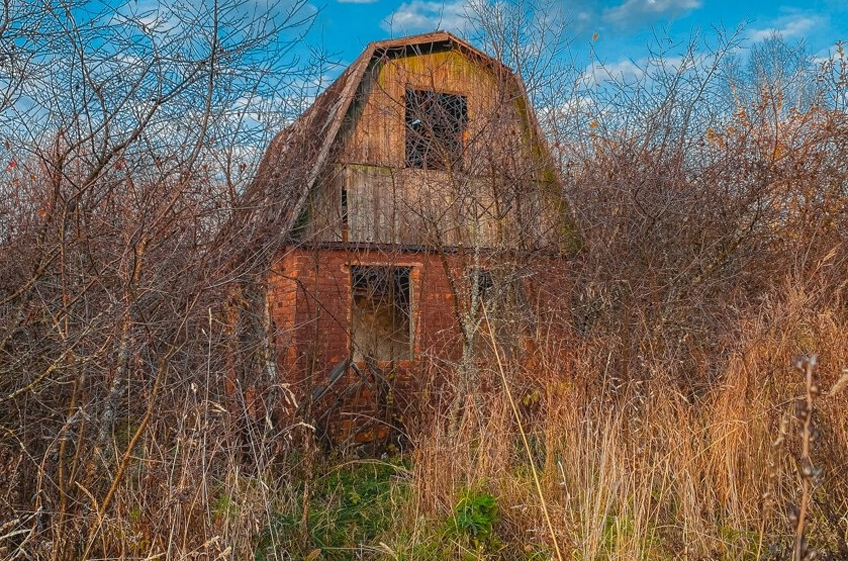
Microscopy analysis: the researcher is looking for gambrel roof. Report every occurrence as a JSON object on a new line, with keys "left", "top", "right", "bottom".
{"left": 232, "top": 31, "right": 556, "bottom": 262}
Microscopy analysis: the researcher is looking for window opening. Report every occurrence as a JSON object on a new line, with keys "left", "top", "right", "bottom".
{"left": 405, "top": 89, "right": 468, "bottom": 170}
{"left": 340, "top": 183, "right": 349, "bottom": 242}
{"left": 469, "top": 268, "right": 524, "bottom": 353}
{"left": 350, "top": 266, "right": 412, "bottom": 362}
{"left": 471, "top": 268, "right": 495, "bottom": 302}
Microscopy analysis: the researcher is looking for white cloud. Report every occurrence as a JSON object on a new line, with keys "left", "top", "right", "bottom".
{"left": 109, "top": 0, "right": 178, "bottom": 33}
{"left": 603, "top": 0, "right": 701, "bottom": 26}
{"left": 539, "top": 95, "right": 595, "bottom": 121}
{"left": 382, "top": 0, "right": 470, "bottom": 33}
{"left": 581, "top": 58, "right": 646, "bottom": 86}
{"left": 579, "top": 54, "right": 696, "bottom": 87}
{"left": 812, "top": 44, "right": 841, "bottom": 66}
{"left": 749, "top": 16, "right": 822, "bottom": 43}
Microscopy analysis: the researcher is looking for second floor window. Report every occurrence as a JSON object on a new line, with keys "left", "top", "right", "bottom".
{"left": 405, "top": 89, "right": 468, "bottom": 170}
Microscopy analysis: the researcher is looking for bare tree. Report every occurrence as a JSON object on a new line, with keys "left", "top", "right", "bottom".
{"left": 0, "top": 0, "right": 316, "bottom": 558}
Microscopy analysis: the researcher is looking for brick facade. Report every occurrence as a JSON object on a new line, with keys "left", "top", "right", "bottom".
{"left": 267, "top": 245, "right": 570, "bottom": 445}
{"left": 268, "top": 245, "right": 472, "bottom": 444}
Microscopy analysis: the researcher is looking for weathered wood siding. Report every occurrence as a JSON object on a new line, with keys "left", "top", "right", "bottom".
{"left": 303, "top": 46, "right": 559, "bottom": 248}
{"left": 301, "top": 165, "right": 345, "bottom": 242}
{"left": 344, "top": 165, "right": 544, "bottom": 248}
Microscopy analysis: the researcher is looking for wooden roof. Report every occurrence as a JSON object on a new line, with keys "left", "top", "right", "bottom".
{"left": 234, "top": 32, "right": 544, "bottom": 262}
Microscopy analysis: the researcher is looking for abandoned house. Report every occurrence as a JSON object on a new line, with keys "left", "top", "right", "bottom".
{"left": 240, "top": 31, "right": 577, "bottom": 445}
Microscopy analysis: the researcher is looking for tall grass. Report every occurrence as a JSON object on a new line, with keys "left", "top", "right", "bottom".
{"left": 401, "top": 286, "right": 848, "bottom": 560}
{"left": 4, "top": 20, "right": 848, "bottom": 561}
{"left": 5, "top": 285, "right": 846, "bottom": 560}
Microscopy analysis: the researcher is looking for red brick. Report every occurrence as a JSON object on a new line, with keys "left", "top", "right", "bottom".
{"left": 267, "top": 245, "right": 568, "bottom": 444}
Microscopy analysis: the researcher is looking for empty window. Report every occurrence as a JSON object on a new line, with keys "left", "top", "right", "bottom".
{"left": 470, "top": 268, "right": 495, "bottom": 302}
{"left": 469, "top": 268, "right": 522, "bottom": 316}
{"left": 350, "top": 266, "right": 412, "bottom": 362}
{"left": 405, "top": 89, "right": 468, "bottom": 170}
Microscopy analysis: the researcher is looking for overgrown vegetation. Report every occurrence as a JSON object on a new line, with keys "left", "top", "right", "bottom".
{"left": 2, "top": 1, "right": 848, "bottom": 560}
{"left": 255, "top": 459, "right": 409, "bottom": 560}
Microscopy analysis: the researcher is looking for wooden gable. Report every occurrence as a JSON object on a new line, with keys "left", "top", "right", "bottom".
{"left": 290, "top": 33, "right": 572, "bottom": 251}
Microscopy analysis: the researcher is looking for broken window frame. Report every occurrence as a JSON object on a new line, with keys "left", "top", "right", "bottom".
{"left": 405, "top": 88, "right": 469, "bottom": 171}
{"left": 349, "top": 265, "right": 414, "bottom": 362}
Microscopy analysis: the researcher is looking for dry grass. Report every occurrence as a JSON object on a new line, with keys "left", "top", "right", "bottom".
{"left": 402, "top": 287, "right": 848, "bottom": 560}
{"left": 5, "top": 286, "right": 845, "bottom": 560}
{"left": 3, "top": 19, "right": 848, "bottom": 560}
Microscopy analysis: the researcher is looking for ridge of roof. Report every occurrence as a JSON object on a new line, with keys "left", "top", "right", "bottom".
{"left": 370, "top": 31, "right": 464, "bottom": 51}
{"left": 368, "top": 31, "right": 513, "bottom": 73}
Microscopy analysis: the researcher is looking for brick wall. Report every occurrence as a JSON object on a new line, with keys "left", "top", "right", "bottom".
{"left": 268, "top": 245, "right": 569, "bottom": 444}
{"left": 268, "top": 246, "right": 469, "bottom": 443}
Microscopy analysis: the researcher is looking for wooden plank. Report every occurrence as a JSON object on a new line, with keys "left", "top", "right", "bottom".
{"left": 303, "top": 166, "right": 344, "bottom": 243}
{"left": 324, "top": 45, "right": 559, "bottom": 249}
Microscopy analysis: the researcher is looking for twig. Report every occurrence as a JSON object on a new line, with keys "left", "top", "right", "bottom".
{"left": 483, "top": 307, "right": 564, "bottom": 561}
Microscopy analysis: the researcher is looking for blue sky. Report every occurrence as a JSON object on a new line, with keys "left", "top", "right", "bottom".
{"left": 304, "top": 0, "right": 847, "bottom": 78}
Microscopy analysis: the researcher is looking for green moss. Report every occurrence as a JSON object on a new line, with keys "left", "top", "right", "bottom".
{"left": 557, "top": 209, "right": 583, "bottom": 254}
{"left": 290, "top": 203, "right": 311, "bottom": 242}
{"left": 717, "top": 525, "right": 764, "bottom": 561}
{"left": 513, "top": 94, "right": 583, "bottom": 254}
{"left": 536, "top": 180, "right": 583, "bottom": 254}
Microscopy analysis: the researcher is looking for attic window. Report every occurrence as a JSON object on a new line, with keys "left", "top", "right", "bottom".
{"left": 350, "top": 266, "right": 412, "bottom": 362}
{"left": 405, "top": 89, "right": 468, "bottom": 170}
